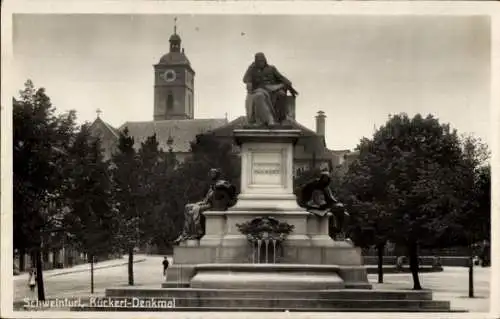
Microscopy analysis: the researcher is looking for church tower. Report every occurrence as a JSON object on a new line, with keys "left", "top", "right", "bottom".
{"left": 154, "top": 19, "right": 195, "bottom": 120}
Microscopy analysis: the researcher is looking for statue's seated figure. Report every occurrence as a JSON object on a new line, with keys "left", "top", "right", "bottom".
{"left": 174, "top": 168, "right": 237, "bottom": 244}
{"left": 296, "top": 171, "right": 350, "bottom": 238}
{"left": 243, "top": 52, "right": 298, "bottom": 127}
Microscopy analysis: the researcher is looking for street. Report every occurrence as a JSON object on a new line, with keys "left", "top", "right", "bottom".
{"left": 14, "top": 255, "right": 167, "bottom": 301}
{"left": 14, "top": 255, "right": 490, "bottom": 312}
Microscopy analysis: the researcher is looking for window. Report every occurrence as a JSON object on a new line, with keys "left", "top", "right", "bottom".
{"left": 167, "top": 93, "right": 174, "bottom": 110}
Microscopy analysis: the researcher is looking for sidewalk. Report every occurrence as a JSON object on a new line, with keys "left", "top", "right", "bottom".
{"left": 14, "top": 255, "right": 147, "bottom": 281}
{"left": 367, "top": 268, "right": 490, "bottom": 313}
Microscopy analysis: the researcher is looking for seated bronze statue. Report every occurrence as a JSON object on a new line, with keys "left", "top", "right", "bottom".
{"left": 174, "top": 168, "right": 237, "bottom": 244}
{"left": 296, "top": 171, "right": 350, "bottom": 238}
{"left": 243, "top": 52, "right": 298, "bottom": 126}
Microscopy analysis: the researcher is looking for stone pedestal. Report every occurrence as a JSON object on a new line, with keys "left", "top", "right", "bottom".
{"left": 179, "top": 240, "right": 200, "bottom": 247}
{"left": 170, "top": 127, "right": 370, "bottom": 289}
{"left": 231, "top": 129, "right": 303, "bottom": 212}
{"left": 197, "top": 128, "right": 336, "bottom": 249}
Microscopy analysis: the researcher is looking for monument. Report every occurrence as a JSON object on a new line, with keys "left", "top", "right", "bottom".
{"left": 81, "top": 53, "right": 452, "bottom": 312}
{"left": 166, "top": 53, "right": 370, "bottom": 290}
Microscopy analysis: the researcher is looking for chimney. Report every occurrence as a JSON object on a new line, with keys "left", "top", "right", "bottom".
{"left": 315, "top": 111, "right": 326, "bottom": 136}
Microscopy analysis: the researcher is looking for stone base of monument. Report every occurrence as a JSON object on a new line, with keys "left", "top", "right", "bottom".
{"left": 165, "top": 262, "right": 371, "bottom": 289}
{"left": 72, "top": 286, "right": 453, "bottom": 312}
{"left": 189, "top": 264, "right": 345, "bottom": 290}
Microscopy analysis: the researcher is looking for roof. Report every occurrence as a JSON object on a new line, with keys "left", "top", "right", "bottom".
{"left": 119, "top": 118, "right": 228, "bottom": 153}
{"left": 158, "top": 52, "right": 191, "bottom": 65}
{"left": 89, "top": 117, "right": 120, "bottom": 139}
{"left": 204, "top": 115, "right": 332, "bottom": 159}
{"left": 169, "top": 33, "right": 181, "bottom": 42}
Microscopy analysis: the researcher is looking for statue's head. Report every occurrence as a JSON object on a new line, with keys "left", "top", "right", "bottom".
{"left": 254, "top": 52, "right": 268, "bottom": 69}
{"left": 209, "top": 168, "right": 221, "bottom": 180}
{"left": 318, "top": 171, "right": 331, "bottom": 187}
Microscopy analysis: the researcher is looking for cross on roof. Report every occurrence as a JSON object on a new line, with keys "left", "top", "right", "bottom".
{"left": 174, "top": 17, "right": 178, "bottom": 34}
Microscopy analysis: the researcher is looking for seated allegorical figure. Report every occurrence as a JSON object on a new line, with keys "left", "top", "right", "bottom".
{"left": 296, "top": 171, "right": 350, "bottom": 239}
{"left": 174, "top": 168, "right": 237, "bottom": 244}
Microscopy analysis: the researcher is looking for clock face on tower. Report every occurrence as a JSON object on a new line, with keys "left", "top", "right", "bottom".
{"left": 162, "top": 69, "right": 176, "bottom": 82}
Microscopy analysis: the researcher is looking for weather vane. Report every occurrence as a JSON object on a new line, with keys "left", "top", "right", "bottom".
{"left": 174, "top": 17, "right": 178, "bottom": 34}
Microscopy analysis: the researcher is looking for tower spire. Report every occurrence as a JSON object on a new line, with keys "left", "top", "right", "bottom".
{"left": 169, "top": 17, "right": 181, "bottom": 53}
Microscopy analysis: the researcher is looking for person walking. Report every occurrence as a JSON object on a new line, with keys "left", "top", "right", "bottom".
{"left": 28, "top": 268, "right": 36, "bottom": 292}
{"left": 162, "top": 257, "right": 169, "bottom": 281}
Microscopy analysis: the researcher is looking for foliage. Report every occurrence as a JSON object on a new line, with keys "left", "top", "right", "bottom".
{"left": 346, "top": 114, "right": 471, "bottom": 244}
{"left": 341, "top": 113, "right": 488, "bottom": 289}
{"left": 237, "top": 217, "right": 295, "bottom": 242}
{"left": 13, "top": 80, "right": 74, "bottom": 252}
{"left": 62, "top": 124, "right": 118, "bottom": 258}
{"left": 110, "top": 128, "right": 143, "bottom": 250}
{"left": 13, "top": 80, "right": 82, "bottom": 299}
{"left": 110, "top": 128, "right": 143, "bottom": 285}
{"left": 136, "top": 134, "right": 178, "bottom": 251}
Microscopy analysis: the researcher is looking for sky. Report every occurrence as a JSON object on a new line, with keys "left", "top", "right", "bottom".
{"left": 12, "top": 14, "right": 491, "bottom": 150}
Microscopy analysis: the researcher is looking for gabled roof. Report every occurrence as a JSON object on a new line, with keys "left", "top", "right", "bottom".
{"left": 89, "top": 117, "right": 120, "bottom": 139}
{"left": 119, "top": 118, "right": 227, "bottom": 153}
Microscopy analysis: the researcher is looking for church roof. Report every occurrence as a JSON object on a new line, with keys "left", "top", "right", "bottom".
{"left": 158, "top": 52, "right": 191, "bottom": 65}
{"left": 89, "top": 117, "right": 121, "bottom": 138}
{"left": 169, "top": 33, "right": 181, "bottom": 42}
{"left": 119, "top": 118, "right": 227, "bottom": 153}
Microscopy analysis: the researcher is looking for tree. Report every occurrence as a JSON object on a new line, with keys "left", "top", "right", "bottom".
{"left": 474, "top": 165, "right": 490, "bottom": 244}
{"left": 137, "top": 134, "right": 177, "bottom": 253}
{"left": 437, "top": 134, "right": 491, "bottom": 270}
{"left": 343, "top": 113, "right": 473, "bottom": 290}
{"left": 457, "top": 135, "right": 490, "bottom": 245}
{"left": 110, "top": 128, "right": 142, "bottom": 286}
{"left": 13, "top": 80, "right": 76, "bottom": 300}
{"left": 63, "top": 124, "right": 117, "bottom": 293}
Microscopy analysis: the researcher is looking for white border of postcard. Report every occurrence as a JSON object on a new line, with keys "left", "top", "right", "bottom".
{"left": 1, "top": 1, "right": 499, "bottom": 319}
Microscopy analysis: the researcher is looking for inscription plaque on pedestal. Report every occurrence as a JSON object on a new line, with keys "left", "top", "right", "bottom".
{"left": 250, "top": 151, "right": 283, "bottom": 186}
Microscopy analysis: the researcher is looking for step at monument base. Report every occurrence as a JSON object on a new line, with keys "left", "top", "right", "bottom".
{"left": 71, "top": 288, "right": 452, "bottom": 312}
{"left": 166, "top": 263, "right": 371, "bottom": 289}
{"left": 189, "top": 263, "right": 347, "bottom": 290}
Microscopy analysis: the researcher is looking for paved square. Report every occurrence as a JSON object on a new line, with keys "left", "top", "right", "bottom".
{"left": 14, "top": 255, "right": 490, "bottom": 312}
